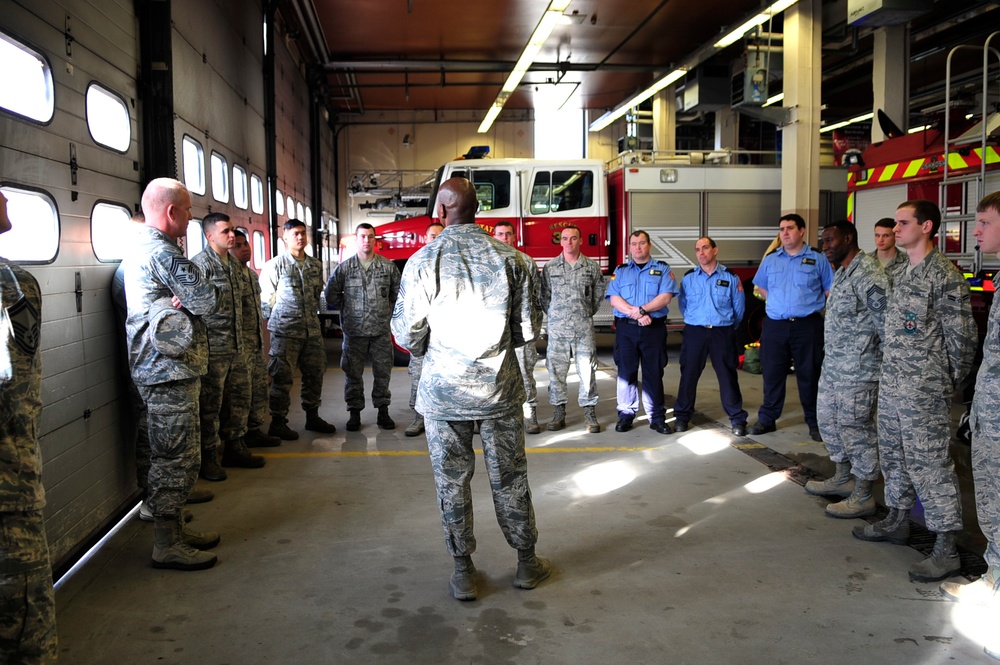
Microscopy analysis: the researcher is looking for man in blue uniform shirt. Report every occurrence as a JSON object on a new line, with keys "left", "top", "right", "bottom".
{"left": 606, "top": 230, "right": 678, "bottom": 434}
{"left": 750, "top": 214, "right": 833, "bottom": 440}
{"left": 672, "top": 237, "right": 748, "bottom": 436}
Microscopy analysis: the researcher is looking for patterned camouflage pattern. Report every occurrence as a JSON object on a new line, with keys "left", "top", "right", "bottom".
{"left": 260, "top": 252, "right": 327, "bottom": 420}
{"left": 408, "top": 353, "right": 423, "bottom": 409}
{"left": 540, "top": 253, "right": 605, "bottom": 406}
{"left": 514, "top": 343, "right": 539, "bottom": 409}
{"left": 340, "top": 334, "right": 393, "bottom": 410}
{"left": 235, "top": 263, "right": 268, "bottom": 429}
{"left": 137, "top": 378, "right": 202, "bottom": 519}
{"left": 199, "top": 352, "right": 250, "bottom": 456}
{"left": 192, "top": 248, "right": 243, "bottom": 356}
{"left": 147, "top": 297, "right": 196, "bottom": 357}
{"left": 970, "top": 276, "right": 1000, "bottom": 569}
{"left": 425, "top": 414, "right": 538, "bottom": 555}
{"left": 0, "top": 262, "right": 55, "bottom": 661}
{"left": 881, "top": 250, "right": 909, "bottom": 276}
{"left": 268, "top": 335, "right": 327, "bottom": 418}
{"left": 817, "top": 251, "right": 889, "bottom": 480}
{"left": 0, "top": 512, "right": 56, "bottom": 663}
{"left": 125, "top": 226, "right": 218, "bottom": 385}
{"left": 112, "top": 262, "right": 151, "bottom": 488}
{"left": 878, "top": 248, "right": 976, "bottom": 532}
{"left": 324, "top": 253, "right": 400, "bottom": 336}
{"left": 391, "top": 223, "right": 540, "bottom": 420}
{"left": 259, "top": 252, "right": 324, "bottom": 339}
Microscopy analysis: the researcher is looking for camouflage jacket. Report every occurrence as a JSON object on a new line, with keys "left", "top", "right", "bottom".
{"left": 539, "top": 253, "right": 605, "bottom": 334}
{"left": 125, "top": 226, "right": 218, "bottom": 385}
{"left": 192, "top": 248, "right": 243, "bottom": 357}
{"left": 391, "top": 223, "right": 541, "bottom": 420}
{"left": 0, "top": 260, "right": 44, "bottom": 511}
{"left": 259, "top": 252, "right": 324, "bottom": 339}
{"left": 325, "top": 253, "right": 400, "bottom": 337}
{"left": 237, "top": 262, "right": 263, "bottom": 351}
{"left": 822, "top": 250, "right": 890, "bottom": 383}
{"left": 971, "top": 276, "right": 1000, "bottom": 430}
{"left": 880, "top": 248, "right": 976, "bottom": 394}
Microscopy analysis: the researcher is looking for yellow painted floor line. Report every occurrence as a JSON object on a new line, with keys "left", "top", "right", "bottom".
{"left": 260, "top": 445, "right": 658, "bottom": 459}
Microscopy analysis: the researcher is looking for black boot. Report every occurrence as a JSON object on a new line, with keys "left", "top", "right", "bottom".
{"left": 268, "top": 419, "right": 299, "bottom": 441}
{"left": 346, "top": 409, "right": 362, "bottom": 431}
{"left": 221, "top": 438, "right": 266, "bottom": 468}
{"left": 245, "top": 427, "right": 282, "bottom": 447}
{"left": 377, "top": 406, "right": 395, "bottom": 430}
{"left": 305, "top": 409, "right": 337, "bottom": 434}
{"left": 199, "top": 449, "right": 228, "bottom": 482}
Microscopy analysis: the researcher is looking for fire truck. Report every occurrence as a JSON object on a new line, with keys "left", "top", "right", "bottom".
{"left": 368, "top": 150, "right": 847, "bottom": 351}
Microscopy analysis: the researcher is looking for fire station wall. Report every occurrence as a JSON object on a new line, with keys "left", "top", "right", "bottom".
{"left": 855, "top": 184, "right": 907, "bottom": 253}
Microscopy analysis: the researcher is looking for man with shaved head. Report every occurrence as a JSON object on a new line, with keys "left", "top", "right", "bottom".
{"left": 125, "top": 177, "right": 222, "bottom": 570}
{"left": 392, "top": 177, "right": 550, "bottom": 601}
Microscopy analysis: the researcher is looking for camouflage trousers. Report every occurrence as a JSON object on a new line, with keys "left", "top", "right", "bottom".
{"left": 878, "top": 386, "right": 962, "bottom": 533}
{"left": 407, "top": 354, "right": 424, "bottom": 410}
{"left": 546, "top": 328, "right": 598, "bottom": 407}
{"left": 123, "top": 370, "right": 151, "bottom": 490}
{"left": 515, "top": 342, "right": 538, "bottom": 409}
{"left": 971, "top": 416, "right": 1000, "bottom": 569}
{"left": 425, "top": 413, "right": 538, "bottom": 556}
{"left": 137, "top": 378, "right": 201, "bottom": 519}
{"left": 244, "top": 344, "right": 269, "bottom": 430}
{"left": 199, "top": 352, "right": 250, "bottom": 456}
{"left": 816, "top": 375, "right": 880, "bottom": 480}
{"left": 341, "top": 333, "right": 392, "bottom": 411}
{"left": 0, "top": 511, "right": 56, "bottom": 664}
{"left": 269, "top": 334, "right": 326, "bottom": 421}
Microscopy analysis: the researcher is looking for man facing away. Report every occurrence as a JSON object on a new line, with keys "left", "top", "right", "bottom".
{"left": 539, "top": 225, "right": 606, "bottom": 433}
{"left": 392, "top": 177, "right": 550, "bottom": 602}
{"left": 259, "top": 219, "right": 337, "bottom": 440}
{"left": 124, "top": 177, "right": 221, "bottom": 570}
{"left": 191, "top": 213, "right": 264, "bottom": 479}
{"left": 671, "top": 236, "right": 748, "bottom": 437}
{"left": 606, "top": 230, "right": 677, "bottom": 435}
{"left": 749, "top": 213, "right": 834, "bottom": 441}
{"left": 493, "top": 221, "right": 542, "bottom": 434}
{"left": 325, "top": 223, "right": 401, "bottom": 432}
{"left": 852, "top": 200, "right": 976, "bottom": 583}
{"left": 0, "top": 189, "right": 58, "bottom": 659}
{"left": 405, "top": 221, "right": 444, "bottom": 437}
{"left": 807, "top": 220, "right": 889, "bottom": 518}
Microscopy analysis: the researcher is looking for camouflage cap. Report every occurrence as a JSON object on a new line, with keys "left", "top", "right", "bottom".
{"left": 148, "top": 296, "right": 195, "bottom": 357}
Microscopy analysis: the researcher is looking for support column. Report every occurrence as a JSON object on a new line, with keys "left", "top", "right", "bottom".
{"left": 872, "top": 26, "right": 909, "bottom": 141}
{"left": 652, "top": 86, "right": 676, "bottom": 154}
{"left": 781, "top": 0, "right": 822, "bottom": 242}
{"left": 715, "top": 108, "right": 739, "bottom": 150}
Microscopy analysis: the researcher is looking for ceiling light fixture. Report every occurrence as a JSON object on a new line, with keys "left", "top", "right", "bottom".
{"left": 762, "top": 92, "right": 784, "bottom": 107}
{"left": 588, "top": 68, "right": 687, "bottom": 132}
{"left": 819, "top": 112, "right": 874, "bottom": 134}
{"left": 714, "top": 0, "right": 799, "bottom": 48}
{"left": 478, "top": 0, "right": 573, "bottom": 133}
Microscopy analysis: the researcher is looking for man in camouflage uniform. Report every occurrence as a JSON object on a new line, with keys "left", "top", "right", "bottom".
{"left": 539, "top": 225, "right": 605, "bottom": 433}
{"left": 260, "top": 219, "right": 337, "bottom": 440}
{"left": 853, "top": 200, "right": 976, "bottom": 583}
{"left": 0, "top": 190, "right": 57, "bottom": 661}
{"left": 493, "top": 221, "right": 542, "bottom": 434}
{"left": 231, "top": 231, "right": 280, "bottom": 448}
{"left": 405, "top": 222, "right": 443, "bottom": 437}
{"left": 191, "top": 213, "right": 264, "bottom": 478}
{"left": 114, "top": 212, "right": 213, "bottom": 514}
{"left": 125, "top": 178, "right": 221, "bottom": 570}
{"left": 392, "top": 177, "right": 550, "bottom": 602}
{"left": 807, "top": 220, "right": 890, "bottom": 518}
{"left": 874, "top": 217, "right": 908, "bottom": 273}
{"left": 941, "top": 193, "right": 1000, "bottom": 627}
{"left": 325, "top": 223, "right": 400, "bottom": 432}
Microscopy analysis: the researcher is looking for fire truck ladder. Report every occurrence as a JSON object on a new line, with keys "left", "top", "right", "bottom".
{"left": 941, "top": 33, "right": 1000, "bottom": 274}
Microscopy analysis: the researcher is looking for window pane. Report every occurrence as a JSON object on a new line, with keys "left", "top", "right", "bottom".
{"left": 182, "top": 136, "right": 205, "bottom": 195}
{"left": 250, "top": 174, "right": 264, "bottom": 214}
{"left": 0, "top": 186, "right": 58, "bottom": 261}
{"left": 530, "top": 172, "right": 552, "bottom": 214}
{"left": 253, "top": 230, "right": 266, "bottom": 268}
{"left": 211, "top": 152, "right": 229, "bottom": 203}
{"left": 296, "top": 202, "right": 305, "bottom": 222}
{"left": 91, "top": 202, "right": 135, "bottom": 261}
{"left": 186, "top": 219, "right": 205, "bottom": 257}
{"left": 286, "top": 196, "right": 295, "bottom": 219}
{"left": 305, "top": 206, "right": 312, "bottom": 227}
{"left": 454, "top": 170, "right": 510, "bottom": 211}
{"left": 233, "top": 165, "right": 248, "bottom": 209}
{"left": 275, "top": 189, "right": 284, "bottom": 216}
{"left": 553, "top": 170, "right": 593, "bottom": 212}
{"left": 86, "top": 83, "right": 131, "bottom": 152}
{"left": 0, "top": 32, "right": 54, "bottom": 123}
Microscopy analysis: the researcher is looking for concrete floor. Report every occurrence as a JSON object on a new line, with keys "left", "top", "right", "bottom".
{"left": 54, "top": 335, "right": 999, "bottom": 664}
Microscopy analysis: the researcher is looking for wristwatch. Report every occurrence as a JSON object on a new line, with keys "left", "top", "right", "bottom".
{"left": 638, "top": 307, "right": 647, "bottom": 317}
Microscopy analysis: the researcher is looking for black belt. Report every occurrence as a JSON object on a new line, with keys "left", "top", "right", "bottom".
{"left": 769, "top": 313, "right": 820, "bottom": 322}
{"left": 615, "top": 317, "right": 666, "bottom": 327}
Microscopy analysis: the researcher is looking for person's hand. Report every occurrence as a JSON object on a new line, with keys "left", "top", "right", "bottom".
{"left": 171, "top": 295, "right": 183, "bottom": 309}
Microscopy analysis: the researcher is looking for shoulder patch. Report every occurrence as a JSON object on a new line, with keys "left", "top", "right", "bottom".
{"left": 668, "top": 270, "right": 675, "bottom": 281}
{"left": 7, "top": 295, "right": 40, "bottom": 356}
{"left": 737, "top": 280, "right": 744, "bottom": 292}
{"left": 865, "top": 284, "right": 886, "bottom": 312}
{"left": 168, "top": 256, "right": 199, "bottom": 286}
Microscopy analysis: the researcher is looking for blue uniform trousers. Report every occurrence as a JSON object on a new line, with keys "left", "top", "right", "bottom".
{"left": 674, "top": 325, "right": 747, "bottom": 426}
{"left": 758, "top": 314, "right": 824, "bottom": 428}
{"left": 613, "top": 318, "right": 667, "bottom": 422}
